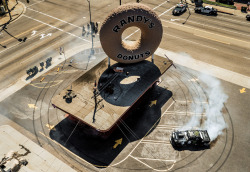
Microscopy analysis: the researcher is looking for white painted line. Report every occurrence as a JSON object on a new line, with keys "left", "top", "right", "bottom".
{"left": 124, "top": 4, "right": 175, "bottom": 40}
{"left": 152, "top": 1, "right": 168, "bottom": 10}
{"left": 243, "top": 56, "right": 250, "bottom": 60}
{"left": 39, "top": 132, "right": 99, "bottom": 168}
{"left": 27, "top": 0, "right": 45, "bottom": 7}
{"left": 132, "top": 157, "right": 176, "bottom": 162}
{"left": 111, "top": 101, "right": 175, "bottom": 167}
{"left": 161, "top": 19, "right": 250, "bottom": 48}
{"left": 158, "top": 6, "right": 176, "bottom": 17}
{"left": 23, "top": 15, "right": 91, "bottom": 43}
{"left": 155, "top": 48, "right": 250, "bottom": 89}
{"left": 217, "top": 15, "right": 250, "bottom": 26}
{"left": 163, "top": 33, "right": 218, "bottom": 50}
{"left": 175, "top": 100, "right": 208, "bottom": 104}
{"left": 130, "top": 155, "right": 176, "bottom": 171}
{"left": 0, "top": 43, "right": 94, "bottom": 102}
{"left": 141, "top": 140, "right": 171, "bottom": 144}
{"left": 180, "top": 18, "right": 250, "bottom": 37}
{"left": 27, "top": 8, "right": 82, "bottom": 29}
{"left": 194, "top": 34, "right": 231, "bottom": 45}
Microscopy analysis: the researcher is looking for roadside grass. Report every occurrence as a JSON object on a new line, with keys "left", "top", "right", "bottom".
{"left": 203, "top": 0, "right": 236, "bottom": 9}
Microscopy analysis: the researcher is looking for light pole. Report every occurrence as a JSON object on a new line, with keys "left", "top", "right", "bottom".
{"left": 86, "top": 0, "right": 92, "bottom": 24}
{"left": 86, "top": 0, "right": 94, "bottom": 55}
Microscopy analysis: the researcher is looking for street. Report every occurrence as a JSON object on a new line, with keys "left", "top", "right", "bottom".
{"left": 0, "top": 0, "right": 249, "bottom": 171}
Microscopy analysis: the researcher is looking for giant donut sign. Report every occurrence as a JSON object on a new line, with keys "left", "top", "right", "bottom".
{"left": 99, "top": 3, "right": 163, "bottom": 64}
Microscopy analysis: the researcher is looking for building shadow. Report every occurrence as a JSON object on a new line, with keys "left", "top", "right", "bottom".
{"left": 97, "top": 60, "right": 162, "bottom": 107}
{"left": 49, "top": 85, "right": 172, "bottom": 168}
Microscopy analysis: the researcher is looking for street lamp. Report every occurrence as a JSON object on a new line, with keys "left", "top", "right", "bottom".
{"left": 86, "top": 0, "right": 94, "bottom": 56}
{"left": 86, "top": 0, "right": 92, "bottom": 24}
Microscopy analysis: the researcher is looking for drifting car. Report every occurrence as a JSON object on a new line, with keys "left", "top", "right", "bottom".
{"left": 246, "top": 14, "right": 250, "bottom": 21}
{"left": 172, "top": 4, "right": 188, "bottom": 16}
{"left": 195, "top": 6, "right": 217, "bottom": 15}
{"left": 170, "top": 130, "right": 210, "bottom": 147}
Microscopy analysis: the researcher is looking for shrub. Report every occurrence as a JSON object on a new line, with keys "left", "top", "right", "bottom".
{"left": 203, "top": 0, "right": 236, "bottom": 9}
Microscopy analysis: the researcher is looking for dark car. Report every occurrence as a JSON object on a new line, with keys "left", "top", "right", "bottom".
{"left": 246, "top": 14, "right": 250, "bottom": 21}
{"left": 170, "top": 130, "right": 210, "bottom": 147}
{"left": 172, "top": 4, "right": 187, "bottom": 16}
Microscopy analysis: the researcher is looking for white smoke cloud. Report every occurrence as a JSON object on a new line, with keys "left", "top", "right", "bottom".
{"left": 176, "top": 53, "right": 228, "bottom": 142}
{"left": 199, "top": 73, "right": 228, "bottom": 141}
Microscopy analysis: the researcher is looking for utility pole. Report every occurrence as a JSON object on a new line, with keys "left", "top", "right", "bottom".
{"left": 87, "top": 0, "right": 92, "bottom": 24}
{"left": 86, "top": 0, "right": 94, "bottom": 55}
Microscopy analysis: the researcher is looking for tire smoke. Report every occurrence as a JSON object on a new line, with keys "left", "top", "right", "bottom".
{"left": 177, "top": 54, "right": 228, "bottom": 142}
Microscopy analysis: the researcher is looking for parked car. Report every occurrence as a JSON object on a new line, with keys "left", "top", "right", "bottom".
{"left": 170, "top": 130, "right": 210, "bottom": 147}
{"left": 246, "top": 14, "right": 250, "bottom": 21}
{"left": 195, "top": 6, "right": 217, "bottom": 15}
{"left": 172, "top": 3, "right": 188, "bottom": 16}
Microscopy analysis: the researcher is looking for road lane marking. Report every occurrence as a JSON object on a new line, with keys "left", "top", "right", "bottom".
{"left": 28, "top": 104, "right": 38, "bottom": 109}
{"left": 124, "top": 5, "right": 175, "bottom": 40}
{"left": 152, "top": 1, "right": 169, "bottom": 10}
{"left": 178, "top": 18, "right": 250, "bottom": 37}
{"left": 161, "top": 19, "right": 250, "bottom": 48}
{"left": 27, "top": 8, "right": 82, "bottom": 29}
{"left": 239, "top": 88, "right": 246, "bottom": 93}
{"left": 27, "top": 0, "right": 45, "bottom": 7}
{"left": 163, "top": 32, "right": 218, "bottom": 50}
{"left": 194, "top": 34, "right": 231, "bottom": 45}
{"left": 0, "top": 24, "right": 44, "bottom": 44}
{"left": 217, "top": 15, "right": 250, "bottom": 26}
{"left": 158, "top": 6, "right": 176, "bottom": 17}
{"left": 23, "top": 15, "right": 91, "bottom": 43}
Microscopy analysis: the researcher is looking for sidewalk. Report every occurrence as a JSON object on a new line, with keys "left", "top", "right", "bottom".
{"left": 187, "top": 0, "right": 250, "bottom": 17}
{"left": 0, "top": 0, "right": 26, "bottom": 26}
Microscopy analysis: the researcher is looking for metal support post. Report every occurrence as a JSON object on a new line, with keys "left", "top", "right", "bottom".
{"left": 108, "top": 57, "right": 110, "bottom": 67}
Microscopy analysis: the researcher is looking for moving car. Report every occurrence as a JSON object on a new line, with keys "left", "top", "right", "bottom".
{"left": 170, "top": 130, "right": 210, "bottom": 147}
{"left": 172, "top": 4, "right": 188, "bottom": 16}
{"left": 195, "top": 6, "right": 217, "bottom": 15}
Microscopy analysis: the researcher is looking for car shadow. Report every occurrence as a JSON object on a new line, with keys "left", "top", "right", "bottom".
{"left": 171, "top": 144, "right": 210, "bottom": 151}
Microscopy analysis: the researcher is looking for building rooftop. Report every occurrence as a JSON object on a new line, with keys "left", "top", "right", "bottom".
{"left": 52, "top": 55, "right": 172, "bottom": 133}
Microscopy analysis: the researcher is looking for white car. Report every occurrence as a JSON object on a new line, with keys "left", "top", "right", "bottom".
{"left": 195, "top": 6, "right": 217, "bottom": 15}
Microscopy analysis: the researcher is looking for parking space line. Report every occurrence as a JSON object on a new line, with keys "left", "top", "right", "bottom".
{"left": 111, "top": 100, "right": 175, "bottom": 167}
{"left": 141, "top": 140, "right": 171, "bottom": 144}
{"left": 130, "top": 155, "right": 176, "bottom": 171}
{"left": 132, "top": 157, "right": 176, "bottom": 162}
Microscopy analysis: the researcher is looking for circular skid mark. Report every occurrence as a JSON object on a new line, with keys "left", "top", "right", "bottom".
{"left": 32, "top": 64, "right": 233, "bottom": 171}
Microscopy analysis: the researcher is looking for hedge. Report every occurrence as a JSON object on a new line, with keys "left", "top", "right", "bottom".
{"left": 202, "top": 0, "right": 236, "bottom": 9}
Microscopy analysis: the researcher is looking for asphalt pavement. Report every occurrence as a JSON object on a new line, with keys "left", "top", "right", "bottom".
{"left": 0, "top": 0, "right": 249, "bottom": 171}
